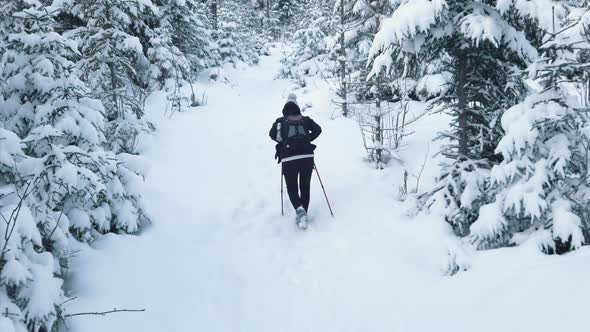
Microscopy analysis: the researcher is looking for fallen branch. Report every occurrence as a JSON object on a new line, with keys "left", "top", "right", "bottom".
{"left": 64, "top": 308, "right": 146, "bottom": 318}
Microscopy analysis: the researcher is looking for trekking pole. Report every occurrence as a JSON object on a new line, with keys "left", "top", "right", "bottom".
{"left": 280, "top": 171, "right": 284, "bottom": 216}
{"left": 313, "top": 164, "right": 334, "bottom": 217}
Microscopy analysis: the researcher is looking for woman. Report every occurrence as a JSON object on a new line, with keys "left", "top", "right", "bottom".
{"left": 269, "top": 94, "right": 322, "bottom": 229}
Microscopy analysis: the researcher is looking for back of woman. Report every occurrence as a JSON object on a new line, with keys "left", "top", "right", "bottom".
{"left": 268, "top": 94, "right": 322, "bottom": 230}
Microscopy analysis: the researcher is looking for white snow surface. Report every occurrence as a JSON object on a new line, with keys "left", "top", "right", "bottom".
{"left": 68, "top": 46, "right": 590, "bottom": 332}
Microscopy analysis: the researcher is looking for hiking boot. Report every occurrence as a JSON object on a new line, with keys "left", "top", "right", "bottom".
{"left": 296, "top": 206, "right": 308, "bottom": 230}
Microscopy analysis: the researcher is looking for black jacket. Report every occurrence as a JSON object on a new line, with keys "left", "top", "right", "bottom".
{"left": 269, "top": 102, "right": 322, "bottom": 162}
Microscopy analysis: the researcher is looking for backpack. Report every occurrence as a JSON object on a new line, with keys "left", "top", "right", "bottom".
{"left": 277, "top": 115, "right": 309, "bottom": 152}
{"left": 274, "top": 115, "right": 317, "bottom": 163}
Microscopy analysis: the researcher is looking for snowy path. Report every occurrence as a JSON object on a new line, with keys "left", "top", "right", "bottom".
{"left": 69, "top": 47, "right": 590, "bottom": 332}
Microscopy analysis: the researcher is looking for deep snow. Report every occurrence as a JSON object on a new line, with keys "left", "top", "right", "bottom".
{"left": 67, "top": 46, "right": 590, "bottom": 332}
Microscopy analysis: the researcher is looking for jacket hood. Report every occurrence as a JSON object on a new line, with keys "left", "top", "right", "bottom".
{"left": 282, "top": 101, "right": 301, "bottom": 116}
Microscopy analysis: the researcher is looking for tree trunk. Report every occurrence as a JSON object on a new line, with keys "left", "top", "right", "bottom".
{"left": 210, "top": 0, "right": 218, "bottom": 32}
{"left": 104, "top": 2, "right": 121, "bottom": 121}
{"left": 457, "top": 53, "right": 468, "bottom": 157}
{"left": 109, "top": 62, "right": 121, "bottom": 120}
{"left": 375, "top": 75, "right": 383, "bottom": 167}
{"left": 340, "top": 0, "right": 347, "bottom": 117}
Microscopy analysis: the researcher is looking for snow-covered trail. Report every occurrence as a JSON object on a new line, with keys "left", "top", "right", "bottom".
{"left": 68, "top": 46, "right": 438, "bottom": 332}
{"left": 69, "top": 47, "right": 590, "bottom": 332}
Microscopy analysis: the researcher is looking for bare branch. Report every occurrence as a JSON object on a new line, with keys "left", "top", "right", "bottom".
{"left": 64, "top": 308, "right": 146, "bottom": 318}
{"left": 413, "top": 143, "right": 430, "bottom": 193}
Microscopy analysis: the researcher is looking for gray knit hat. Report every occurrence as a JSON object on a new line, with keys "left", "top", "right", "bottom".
{"left": 286, "top": 93, "right": 298, "bottom": 105}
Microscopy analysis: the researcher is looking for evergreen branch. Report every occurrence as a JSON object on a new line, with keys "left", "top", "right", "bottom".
{"left": 0, "top": 180, "right": 34, "bottom": 265}
{"left": 48, "top": 207, "right": 66, "bottom": 240}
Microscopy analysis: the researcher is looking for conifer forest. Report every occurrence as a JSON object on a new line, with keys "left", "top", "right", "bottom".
{"left": 2, "top": 0, "right": 590, "bottom": 331}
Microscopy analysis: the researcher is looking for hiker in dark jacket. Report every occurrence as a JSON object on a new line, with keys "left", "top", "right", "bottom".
{"left": 269, "top": 93, "right": 322, "bottom": 230}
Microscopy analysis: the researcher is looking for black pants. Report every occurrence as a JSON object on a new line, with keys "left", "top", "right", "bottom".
{"left": 282, "top": 157, "right": 314, "bottom": 211}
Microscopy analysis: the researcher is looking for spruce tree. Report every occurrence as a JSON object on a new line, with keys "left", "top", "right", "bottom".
{"left": 215, "top": 0, "right": 260, "bottom": 65}
{"left": 277, "top": 0, "right": 297, "bottom": 26}
{"left": 281, "top": 0, "right": 335, "bottom": 83}
{"left": 164, "top": 0, "right": 218, "bottom": 75}
{"left": 69, "top": 0, "right": 155, "bottom": 152}
{"left": 0, "top": 1, "right": 99, "bottom": 330}
{"left": 1, "top": 1, "right": 152, "bottom": 329}
{"left": 343, "top": 0, "right": 392, "bottom": 86}
{"left": 470, "top": 5, "right": 590, "bottom": 252}
{"left": 369, "top": 0, "right": 538, "bottom": 236}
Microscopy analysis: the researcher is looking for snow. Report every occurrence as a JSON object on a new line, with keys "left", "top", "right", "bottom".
{"left": 20, "top": 257, "right": 63, "bottom": 328}
{"left": 496, "top": 0, "right": 568, "bottom": 32}
{"left": 546, "top": 133, "right": 572, "bottom": 176}
{"left": 0, "top": 128, "right": 24, "bottom": 166}
{"left": 371, "top": 0, "right": 539, "bottom": 63}
{"left": 552, "top": 199, "right": 584, "bottom": 250}
{"left": 470, "top": 202, "right": 507, "bottom": 241}
{"left": 496, "top": 91, "right": 566, "bottom": 159}
{"left": 1, "top": 259, "right": 32, "bottom": 287}
{"left": 0, "top": 318, "right": 17, "bottom": 332}
{"left": 117, "top": 153, "right": 150, "bottom": 176}
{"left": 460, "top": 3, "right": 537, "bottom": 60}
{"left": 5, "top": 205, "right": 42, "bottom": 247}
{"left": 67, "top": 46, "right": 590, "bottom": 332}
{"left": 111, "top": 199, "right": 139, "bottom": 233}
{"left": 415, "top": 72, "right": 451, "bottom": 96}
{"left": 68, "top": 208, "right": 92, "bottom": 231}
{"left": 369, "top": 0, "right": 446, "bottom": 57}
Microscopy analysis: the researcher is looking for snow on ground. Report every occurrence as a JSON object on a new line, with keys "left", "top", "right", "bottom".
{"left": 67, "top": 46, "right": 590, "bottom": 332}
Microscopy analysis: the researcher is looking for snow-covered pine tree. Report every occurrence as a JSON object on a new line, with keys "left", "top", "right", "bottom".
{"left": 334, "top": 0, "right": 349, "bottom": 116}
{"left": 281, "top": 0, "right": 335, "bottom": 84}
{"left": 569, "top": 2, "right": 590, "bottom": 107}
{"left": 241, "top": 0, "right": 273, "bottom": 57}
{"left": 69, "top": 0, "right": 155, "bottom": 153}
{"left": 276, "top": 0, "right": 299, "bottom": 26}
{"left": 150, "top": 0, "right": 223, "bottom": 88}
{"left": 342, "top": 0, "right": 391, "bottom": 88}
{"left": 260, "top": 0, "right": 281, "bottom": 39}
{"left": 207, "top": 0, "right": 219, "bottom": 31}
{"left": 252, "top": 0, "right": 274, "bottom": 37}
{"left": 66, "top": 0, "right": 151, "bottom": 228}
{"left": 128, "top": 0, "right": 193, "bottom": 91}
{"left": 0, "top": 1, "right": 144, "bottom": 330}
{"left": 0, "top": 129, "right": 37, "bottom": 332}
{"left": 325, "top": 0, "right": 389, "bottom": 117}
{"left": 470, "top": 5, "right": 590, "bottom": 253}
{"left": 342, "top": 0, "right": 410, "bottom": 167}
{"left": 216, "top": 18, "right": 242, "bottom": 64}
{"left": 215, "top": 0, "right": 260, "bottom": 65}
{"left": 164, "top": 0, "right": 218, "bottom": 76}
{"left": 369, "top": 0, "right": 538, "bottom": 236}
{"left": 146, "top": 24, "right": 190, "bottom": 89}
{"left": 0, "top": 2, "right": 88, "bottom": 329}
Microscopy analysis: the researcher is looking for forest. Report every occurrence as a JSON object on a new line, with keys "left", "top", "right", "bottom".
{"left": 2, "top": 0, "right": 590, "bottom": 331}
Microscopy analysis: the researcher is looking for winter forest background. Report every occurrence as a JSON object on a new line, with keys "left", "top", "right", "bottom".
{"left": 2, "top": 0, "right": 590, "bottom": 331}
